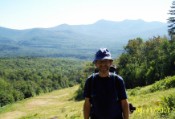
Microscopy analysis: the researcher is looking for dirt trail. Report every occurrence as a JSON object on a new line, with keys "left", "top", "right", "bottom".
{"left": 0, "top": 86, "right": 79, "bottom": 119}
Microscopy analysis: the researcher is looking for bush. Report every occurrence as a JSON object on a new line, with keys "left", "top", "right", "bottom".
{"left": 164, "top": 76, "right": 175, "bottom": 89}
{"left": 161, "top": 94, "right": 175, "bottom": 111}
{"left": 149, "top": 76, "right": 175, "bottom": 92}
{"left": 159, "top": 94, "right": 175, "bottom": 117}
{"left": 128, "top": 87, "right": 141, "bottom": 96}
{"left": 169, "top": 111, "right": 175, "bottom": 119}
{"left": 0, "top": 91, "right": 14, "bottom": 107}
{"left": 12, "top": 90, "right": 24, "bottom": 101}
{"left": 74, "top": 82, "right": 84, "bottom": 101}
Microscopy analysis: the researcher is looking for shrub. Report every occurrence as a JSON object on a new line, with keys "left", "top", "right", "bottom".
{"left": 0, "top": 91, "right": 14, "bottom": 107}
{"left": 12, "top": 90, "right": 24, "bottom": 101}
{"left": 159, "top": 94, "right": 175, "bottom": 117}
{"left": 149, "top": 76, "right": 175, "bottom": 92}
{"left": 74, "top": 82, "right": 84, "bottom": 100}
{"left": 128, "top": 87, "right": 141, "bottom": 96}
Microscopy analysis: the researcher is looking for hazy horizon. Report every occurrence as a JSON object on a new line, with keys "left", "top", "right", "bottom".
{"left": 0, "top": 0, "right": 172, "bottom": 30}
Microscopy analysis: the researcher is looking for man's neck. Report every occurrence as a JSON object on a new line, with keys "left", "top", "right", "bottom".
{"left": 99, "top": 71, "right": 109, "bottom": 77}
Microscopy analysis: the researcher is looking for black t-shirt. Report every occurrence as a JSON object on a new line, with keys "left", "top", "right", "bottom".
{"left": 83, "top": 73, "right": 127, "bottom": 119}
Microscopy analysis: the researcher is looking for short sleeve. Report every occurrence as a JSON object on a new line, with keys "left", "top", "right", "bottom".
{"left": 83, "top": 76, "right": 91, "bottom": 98}
{"left": 116, "top": 75, "right": 127, "bottom": 100}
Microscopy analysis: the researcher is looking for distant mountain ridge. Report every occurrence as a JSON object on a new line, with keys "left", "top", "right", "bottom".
{"left": 0, "top": 19, "right": 168, "bottom": 59}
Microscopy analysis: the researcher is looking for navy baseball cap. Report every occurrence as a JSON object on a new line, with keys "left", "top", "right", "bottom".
{"left": 93, "top": 48, "right": 113, "bottom": 63}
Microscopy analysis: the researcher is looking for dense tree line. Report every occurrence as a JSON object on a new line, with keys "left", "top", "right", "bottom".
{"left": 2, "top": 37, "right": 175, "bottom": 105}
{"left": 117, "top": 36, "right": 175, "bottom": 88}
{"left": 75, "top": 36, "right": 175, "bottom": 100}
{"left": 0, "top": 58, "right": 84, "bottom": 107}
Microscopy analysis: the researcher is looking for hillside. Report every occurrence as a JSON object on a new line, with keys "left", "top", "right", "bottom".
{"left": 0, "top": 85, "right": 83, "bottom": 119}
{"left": 0, "top": 76, "right": 175, "bottom": 119}
{"left": 0, "top": 19, "right": 168, "bottom": 59}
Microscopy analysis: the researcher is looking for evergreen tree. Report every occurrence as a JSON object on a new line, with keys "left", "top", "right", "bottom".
{"left": 168, "top": 1, "right": 175, "bottom": 40}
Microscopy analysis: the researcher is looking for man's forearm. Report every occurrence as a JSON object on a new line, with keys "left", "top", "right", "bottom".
{"left": 121, "top": 99, "right": 129, "bottom": 119}
{"left": 83, "top": 98, "right": 91, "bottom": 119}
{"left": 83, "top": 104, "right": 90, "bottom": 119}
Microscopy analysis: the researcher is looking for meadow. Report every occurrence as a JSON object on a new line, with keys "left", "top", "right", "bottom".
{"left": 0, "top": 76, "right": 175, "bottom": 119}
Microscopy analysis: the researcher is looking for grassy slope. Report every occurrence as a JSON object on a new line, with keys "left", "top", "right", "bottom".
{"left": 0, "top": 84, "right": 175, "bottom": 119}
{"left": 0, "top": 85, "right": 84, "bottom": 119}
{"left": 128, "top": 87, "right": 175, "bottom": 119}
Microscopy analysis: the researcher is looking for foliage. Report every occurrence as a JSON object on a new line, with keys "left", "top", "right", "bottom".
{"left": 117, "top": 36, "right": 175, "bottom": 88}
{"left": 168, "top": 0, "right": 175, "bottom": 40}
{"left": 127, "top": 75, "right": 175, "bottom": 96}
{"left": 0, "top": 81, "right": 175, "bottom": 119}
{"left": 149, "top": 76, "right": 175, "bottom": 92}
{"left": 0, "top": 78, "right": 14, "bottom": 106}
{"left": 75, "top": 36, "right": 175, "bottom": 99}
{"left": 0, "top": 57, "right": 84, "bottom": 107}
{"left": 74, "top": 62, "right": 95, "bottom": 100}
{"left": 127, "top": 87, "right": 141, "bottom": 96}
{"left": 0, "top": 91, "right": 14, "bottom": 107}
{"left": 159, "top": 94, "right": 175, "bottom": 118}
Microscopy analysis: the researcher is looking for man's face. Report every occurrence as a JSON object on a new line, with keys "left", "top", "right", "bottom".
{"left": 95, "top": 59, "right": 112, "bottom": 73}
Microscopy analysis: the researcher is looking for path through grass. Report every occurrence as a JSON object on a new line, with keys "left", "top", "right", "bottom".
{"left": 0, "top": 85, "right": 84, "bottom": 119}
{"left": 0, "top": 84, "right": 175, "bottom": 119}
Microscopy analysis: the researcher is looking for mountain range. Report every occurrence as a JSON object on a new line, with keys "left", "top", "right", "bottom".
{"left": 0, "top": 19, "right": 168, "bottom": 60}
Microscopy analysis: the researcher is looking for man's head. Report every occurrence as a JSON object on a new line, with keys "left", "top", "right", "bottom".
{"left": 93, "top": 48, "right": 113, "bottom": 63}
{"left": 93, "top": 48, "right": 113, "bottom": 73}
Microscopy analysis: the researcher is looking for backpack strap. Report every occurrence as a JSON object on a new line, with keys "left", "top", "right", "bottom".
{"left": 90, "top": 73, "right": 97, "bottom": 99}
{"left": 110, "top": 72, "right": 119, "bottom": 101}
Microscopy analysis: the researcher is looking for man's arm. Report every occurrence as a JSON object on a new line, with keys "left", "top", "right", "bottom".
{"left": 121, "top": 99, "right": 129, "bottom": 119}
{"left": 83, "top": 98, "right": 91, "bottom": 119}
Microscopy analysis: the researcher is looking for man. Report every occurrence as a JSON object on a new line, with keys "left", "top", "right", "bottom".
{"left": 83, "top": 48, "right": 129, "bottom": 119}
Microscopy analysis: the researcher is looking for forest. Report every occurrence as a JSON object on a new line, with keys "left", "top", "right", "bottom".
{"left": 117, "top": 36, "right": 175, "bottom": 88}
{"left": 75, "top": 36, "right": 175, "bottom": 100}
{"left": 0, "top": 58, "right": 85, "bottom": 107}
{"left": 1, "top": 35, "right": 175, "bottom": 109}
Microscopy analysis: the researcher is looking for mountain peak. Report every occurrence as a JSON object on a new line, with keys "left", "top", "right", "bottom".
{"left": 94, "top": 19, "right": 117, "bottom": 24}
{"left": 0, "top": 20, "right": 168, "bottom": 58}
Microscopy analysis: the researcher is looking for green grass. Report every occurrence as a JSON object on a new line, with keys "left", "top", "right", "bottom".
{"left": 0, "top": 79, "right": 175, "bottom": 119}
{"left": 0, "top": 85, "right": 84, "bottom": 119}
{"left": 128, "top": 88, "right": 175, "bottom": 119}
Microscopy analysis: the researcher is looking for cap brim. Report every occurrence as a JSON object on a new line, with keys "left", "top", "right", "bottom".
{"left": 93, "top": 57, "right": 113, "bottom": 63}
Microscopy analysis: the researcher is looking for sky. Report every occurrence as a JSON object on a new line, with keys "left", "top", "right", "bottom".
{"left": 0, "top": 0, "right": 173, "bottom": 29}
